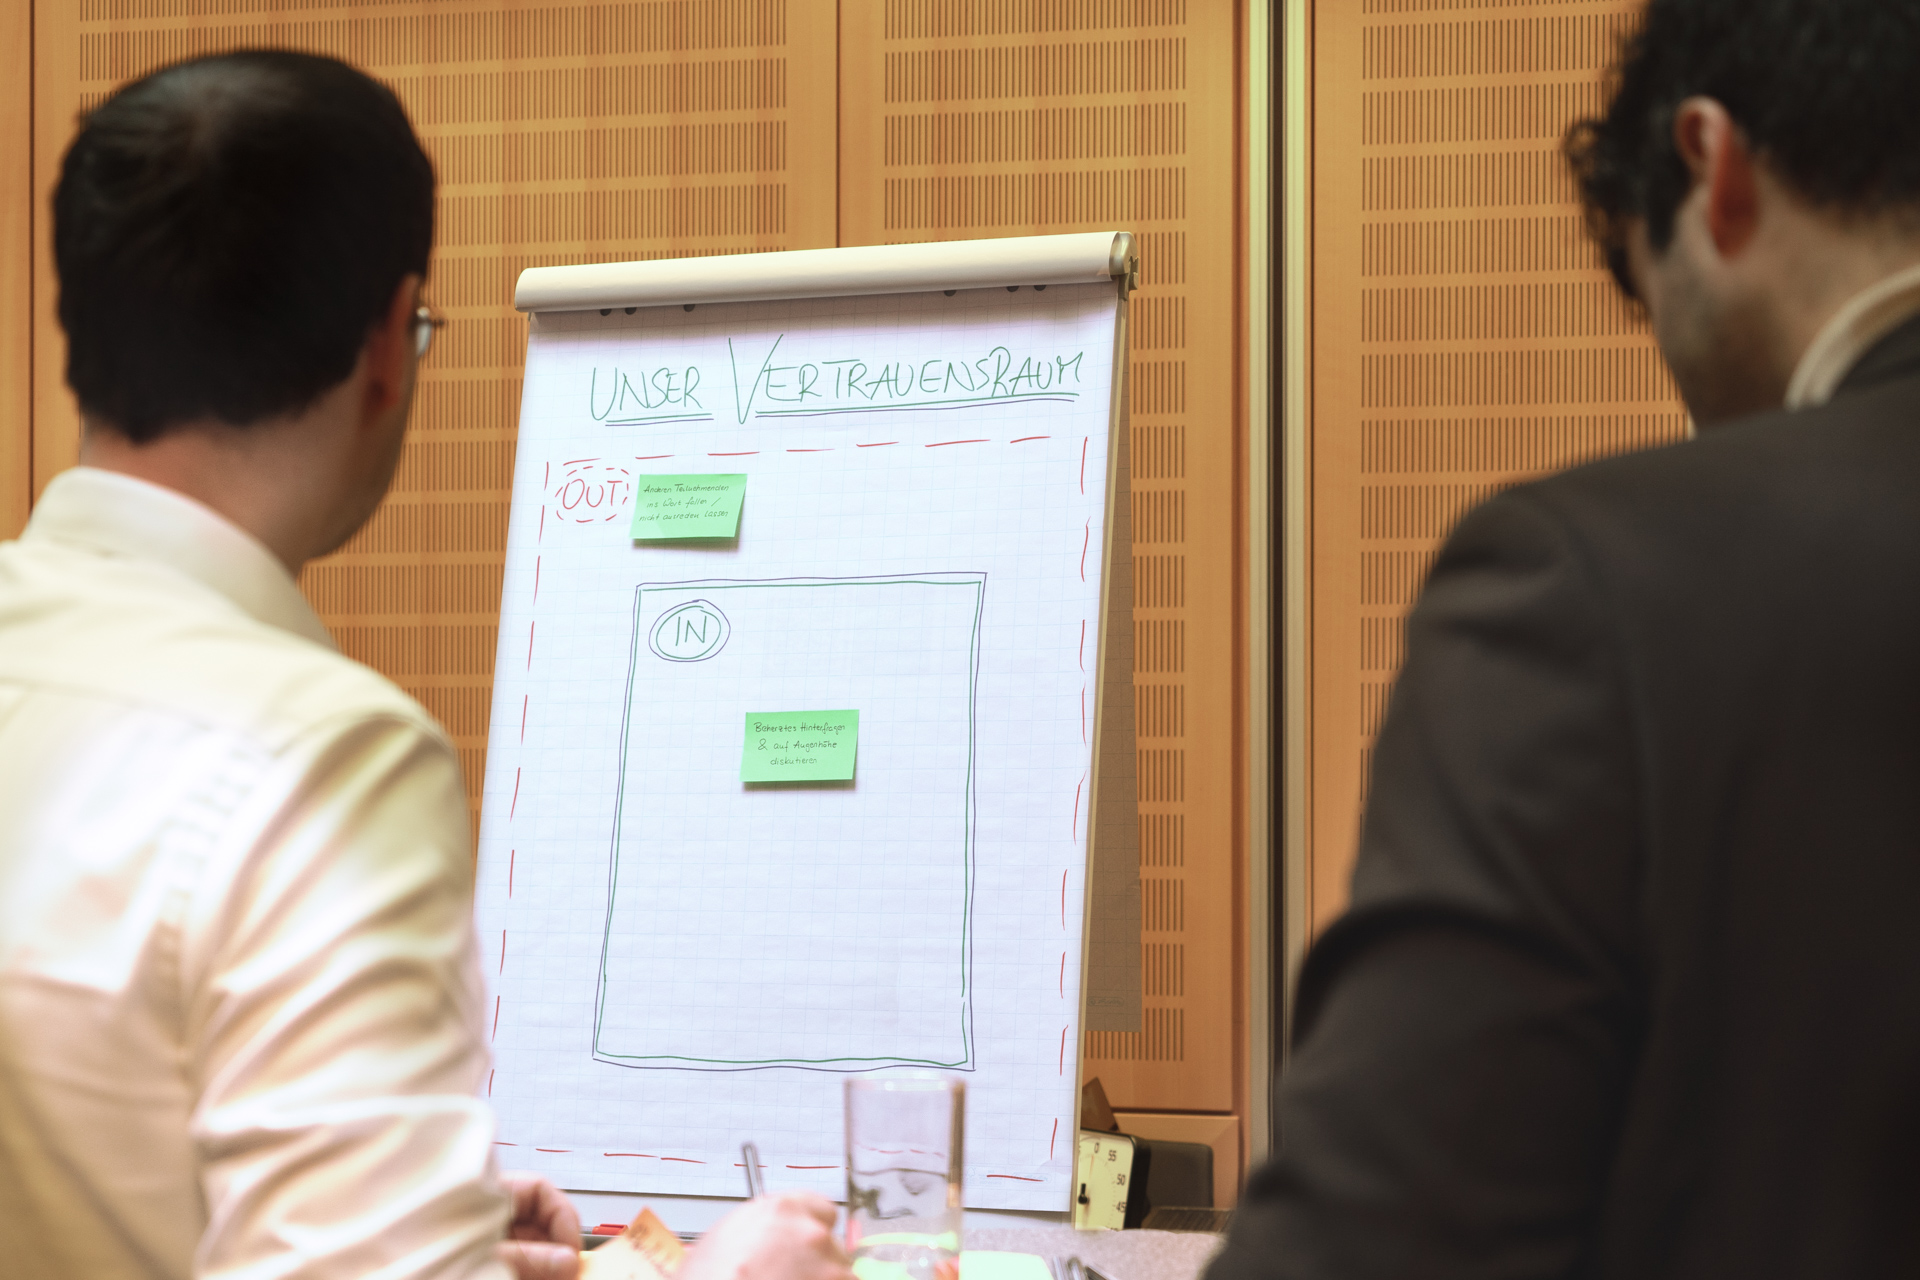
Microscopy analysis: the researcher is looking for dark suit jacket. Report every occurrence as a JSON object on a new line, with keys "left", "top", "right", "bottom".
{"left": 1211, "top": 318, "right": 1920, "bottom": 1278}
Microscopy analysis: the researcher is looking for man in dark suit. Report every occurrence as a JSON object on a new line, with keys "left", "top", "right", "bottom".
{"left": 1210, "top": 1, "right": 1920, "bottom": 1275}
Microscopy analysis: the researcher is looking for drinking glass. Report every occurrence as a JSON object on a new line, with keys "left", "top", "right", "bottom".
{"left": 844, "top": 1074, "right": 964, "bottom": 1280}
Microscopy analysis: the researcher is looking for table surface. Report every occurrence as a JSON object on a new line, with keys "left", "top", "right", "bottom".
{"left": 964, "top": 1226, "right": 1222, "bottom": 1280}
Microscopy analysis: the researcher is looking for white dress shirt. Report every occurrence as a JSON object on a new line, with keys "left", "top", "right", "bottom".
{"left": 0, "top": 468, "right": 510, "bottom": 1279}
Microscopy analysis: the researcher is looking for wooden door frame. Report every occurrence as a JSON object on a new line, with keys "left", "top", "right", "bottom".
{"left": 1278, "top": 0, "right": 1313, "bottom": 1069}
{"left": 1243, "top": 0, "right": 1279, "bottom": 1171}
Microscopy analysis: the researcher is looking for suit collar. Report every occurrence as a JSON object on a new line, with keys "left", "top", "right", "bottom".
{"left": 1832, "top": 311, "right": 1920, "bottom": 398}
{"left": 1786, "top": 262, "right": 1920, "bottom": 407}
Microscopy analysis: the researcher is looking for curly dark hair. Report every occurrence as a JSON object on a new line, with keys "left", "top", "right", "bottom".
{"left": 1566, "top": 0, "right": 1920, "bottom": 296}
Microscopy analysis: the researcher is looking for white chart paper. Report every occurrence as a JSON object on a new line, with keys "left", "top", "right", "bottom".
{"left": 476, "top": 283, "right": 1120, "bottom": 1212}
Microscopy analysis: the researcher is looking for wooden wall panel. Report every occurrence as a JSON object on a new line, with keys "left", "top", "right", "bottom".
{"left": 1304, "top": 0, "right": 1687, "bottom": 932}
{"left": 30, "top": 4, "right": 76, "bottom": 509}
{"left": 0, "top": 0, "right": 28, "bottom": 539}
{"left": 27, "top": 0, "right": 1258, "bottom": 1130}
{"left": 39, "top": 0, "right": 839, "bottom": 830}
{"left": 841, "top": 0, "right": 1242, "bottom": 1116}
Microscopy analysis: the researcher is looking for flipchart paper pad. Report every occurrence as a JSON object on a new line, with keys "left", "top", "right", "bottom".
{"left": 474, "top": 282, "right": 1122, "bottom": 1212}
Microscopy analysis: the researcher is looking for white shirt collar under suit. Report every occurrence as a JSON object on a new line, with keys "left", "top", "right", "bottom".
{"left": 1785, "top": 260, "right": 1920, "bottom": 409}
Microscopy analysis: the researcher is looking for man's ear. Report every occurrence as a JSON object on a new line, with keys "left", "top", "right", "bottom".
{"left": 1673, "top": 97, "right": 1759, "bottom": 259}
{"left": 361, "top": 273, "right": 423, "bottom": 422}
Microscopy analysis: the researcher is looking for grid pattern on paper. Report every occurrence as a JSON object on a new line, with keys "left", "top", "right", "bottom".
{"left": 473, "top": 283, "right": 1120, "bottom": 1211}
{"left": 595, "top": 575, "right": 985, "bottom": 1071}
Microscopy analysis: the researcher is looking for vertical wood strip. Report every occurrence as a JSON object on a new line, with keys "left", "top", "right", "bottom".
{"left": 0, "top": 0, "right": 30, "bottom": 538}
{"left": 30, "top": 1, "right": 78, "bottom": 503}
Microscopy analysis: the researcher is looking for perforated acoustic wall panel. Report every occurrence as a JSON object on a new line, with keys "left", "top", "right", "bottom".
{"left": 840, "top": 0, "right": 1240, "bottom": 1114}
{"left": 23, "top": 0, "right": 1251, "bottom": 1128}
{"left": 1306, "top": 0, "right": 1686, "bottom": 931}
{"left": 36, "top": 1, "right": 838, "bottom": 829}
{"left": 0, "top": 3, "right": 27, "bottom": 539}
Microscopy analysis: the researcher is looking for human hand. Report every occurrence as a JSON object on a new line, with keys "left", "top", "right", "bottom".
{"left": 496, "top": 1171, "right": 583, "bottom": 1280}
{"left": 679, "top": 1192, "right": 854, "bottom": 1280}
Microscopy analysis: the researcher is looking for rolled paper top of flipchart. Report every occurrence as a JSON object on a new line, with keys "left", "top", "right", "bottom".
{"left": 513, "top": 231, "right": 1135, "bottom": 313}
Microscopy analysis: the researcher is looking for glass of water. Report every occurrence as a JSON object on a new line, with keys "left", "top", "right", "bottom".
{"left": 845, "top": 1074, "right": 964, "bottom": 1280}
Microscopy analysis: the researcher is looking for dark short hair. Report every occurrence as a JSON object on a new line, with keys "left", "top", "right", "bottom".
{"left": 55, "top": 50, "right": 434, "bottom": 441}
{"left": 1565, "top": 0, "right": 1920, "bottom": 295}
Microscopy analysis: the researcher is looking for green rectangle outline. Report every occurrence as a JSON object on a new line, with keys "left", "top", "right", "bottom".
{"left": 594, "top": 573, "right": 984, "bottom": 1072}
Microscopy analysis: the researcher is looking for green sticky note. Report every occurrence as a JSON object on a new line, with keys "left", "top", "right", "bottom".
{"left": 741, "top": 710, "right": 859, "bottom": 782}
{"left": 629, "top": 474, "right": 747, "bottom": 540}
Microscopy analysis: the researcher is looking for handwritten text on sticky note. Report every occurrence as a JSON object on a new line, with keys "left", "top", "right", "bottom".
{"left": 629, "top": 474, "right": 747, "bottom": 540}
{"left": 742, "top": 710, "right": 859, "bottom": 783}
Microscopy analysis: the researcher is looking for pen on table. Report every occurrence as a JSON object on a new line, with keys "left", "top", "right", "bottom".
{"left": 742, "top": 1141, "right": 765, "bottom": 1199}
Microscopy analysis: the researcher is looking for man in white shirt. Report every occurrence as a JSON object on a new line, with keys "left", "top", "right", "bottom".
{"left": 0, "top": 49, "right": 850, "bottom": 1280}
